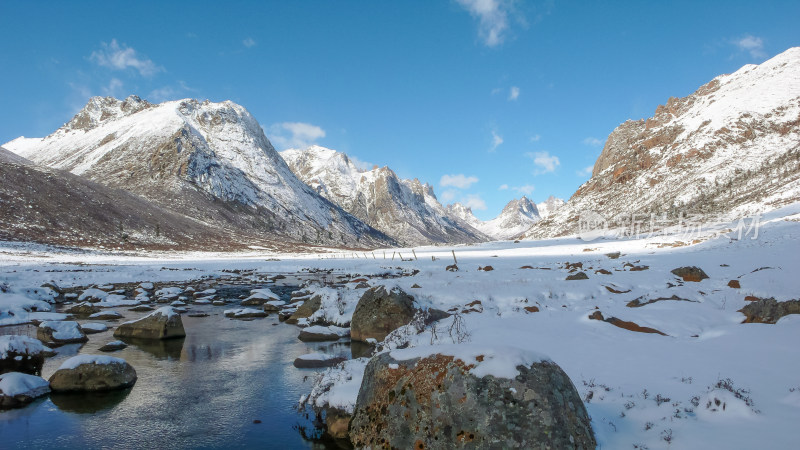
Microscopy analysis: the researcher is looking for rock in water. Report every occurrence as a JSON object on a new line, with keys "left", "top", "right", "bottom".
{"left": 37, "top": 321, "right": 88, "bottom": 344}
{"left": 350, "top": 351, "right": 596, "bottom": 449}
{"left": 350, "top": 287, "right": 418, "bottom": 342}
{"left": 0, "top": 372, "right": 51, "bottom": 409}
{"left": 48, "top": 355, "right": 136, "bottom": 392}
{"left": 0, "top": 336, "right": 49, "bottom": 375}
{"left": 113, "top": 306, "right": 186, "bottom": 340}
{"left": 285, "top": 295, "right": 322, "bottom": 324}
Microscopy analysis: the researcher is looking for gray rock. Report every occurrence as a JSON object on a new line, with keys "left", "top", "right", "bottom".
{"left": 285, "top": 295, "right": 322, "bottom": 324}
{"left": 36, "top": 321, "right": 88, "bottom": 345}
{"left": 566, "top": 271, "right": 589, "bottom": 281}
{"left": 350, "top": 352, "right": 596, "bottom": 449}
{"left": 740, "top": 298, "right": 800, "bottom": 324}
{"left": 113, "top": 307, "right": 186, "bottom": 340}
{"left": 350, "top": 286, "right": 418, "bottom": 342}
{"left": 49, "top": 356, "right": 137, "bottom": 392}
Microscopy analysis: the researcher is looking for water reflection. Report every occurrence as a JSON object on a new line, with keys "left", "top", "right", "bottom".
{"left": 120, "top": 336, "right": 185, "bottom": 360}
{"left": 50, "top": 388, "right": 132, "bottom": 414}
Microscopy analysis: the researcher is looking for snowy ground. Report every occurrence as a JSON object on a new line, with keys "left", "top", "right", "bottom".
{"left": 2, "top": 204, "right": 800, "bottom": 449}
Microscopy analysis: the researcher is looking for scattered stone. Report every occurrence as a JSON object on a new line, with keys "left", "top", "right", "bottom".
{"left": 565, "top": 262, "right": 583, "bottom": 271}
{"left": 351, "top": 287, "right": 418, "bottom": 342}
{"left": 740, "top": 298, "right": 800, "bottom": 324}
{"left": 524, "top": 306, "right": 540, "bottom": 313}
{"left": 728, "top": 280, "right": 741, "bottom": 289}
{"left": 114, "top": 307, "right": 186, "bottom": 340}
{"left": 98, "top": 341, "right": 128, "bottom": 352}
{"left": 629, "top": 265, "right": 649, "bottom": 272}
{"left": 262, "top": 300, "right": 285, "bottom": 312}
{"left": 292, "top": 353, "right": 347, "bottom": 368}
{"left": 78, "top": 288, "right": 109, "bottom": 303}
{"left": 566, "top": 271, "right": 589, "bottom": 281}
{"left": 744, "top": 295, "right": 761, "bottom": 302}
{"left": 37, "top": 321, "right": 88, "bottom": 344}
{"left": 212, "top": 300, "right": 227, "bottom": 306}
{"left": 589, "top": 311, "right": 666, "bottom": 335}
{"left": 478, "top": 265, "right": 494, "bottom": 271}
{"left": 128, "top": 305, "right": 155, "bottom": 312}
{"left": 0, "top": 372, "right": 51, "bottom": 409}
{"left": 606, "top": 252, "right": 621, "bottom": 259}
{"left": 411, "top": 284, "right": 421, "bottom": 289}
{"left": 285, "top": 295, "right": 322, "bottom": 324}
{"left": 671, "top": 266, "right": 709, "bottom": 282}
{"left": 595, "top": 269, "right": 612, "bottom": 275}
{"left": 80, "top": 322, "right": 109, "bottom": 334}
{"left": 138, "top": 282, "right": 154, "bottom": 290}
{"left": 350, "top": 351, "right": 596, "bottom": 449}
{"left": 298, "top": 326, "right": 350, "bottom": 342}
{"left": 627, "top": 295, "right": 696, "bottom": 307}
{"left": 187, "top": 312, "right": 209, "bottom": 318}
{"left": 49, "top": 355, "right": 137, "bottom": 392}
{"left": 0, "top": 336, "right": 49, "bottom": 375}
{"left": 224, "top": 308, "right": 268, "bottom": 319}
{"left": 65, "top": 302, "right": 100, "bottom": 316}
{"left": 604, "top": 285, "right": 631, "bottom": 294}
{"left": 445, "top": 264, "right": 458, "bottom": 272}
{"left": 88, "top": 310, "right": 124, "bottom": 321}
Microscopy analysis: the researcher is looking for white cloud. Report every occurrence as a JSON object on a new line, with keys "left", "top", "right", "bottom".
{"left": 90, "top": 39, "right": 161, "bottom": 77}
{"left": 101, "top": 78, "right": 124, "bottom": 97}
{"left": 349, "top": 155, "right": 374, "bottom": 171}
{"left": 267, "top": 122, "right": 326, "bottom": 150}
{"left": 508, "top": 86, "right": 520, "bottom": 101}
{"left": 440, "top": 174, "right": 479, "bottom": 189}
{"left": 489, "top": 130, "right": 503, "bottom": 152}
{"left": 526, "top": 151, "right": 560, "bottom": 174}
{"left": 440, "top": 189, "right": 458, "bottom": 203}
{"left": 463, "top": 194, "right": 487, "bottom": 211}
{"left": 512, "top": 184, "right": 535, "bottom": 195}
{"left": 577, "top": 165, "right": 594, "bottom": 177}
{"left": 455, "top": 0, "right": 513, "bottom": 47}
{"left": 148, "top": 81, "right": 195, "bottom": 103}
{"left": 498, "top": 184, "right": 509, "bottom": 190}
{"left": 530, "top": 134, "right": 541, "bottom": 142}
{"left": 582, "top": 137, "right": 603, "bottom": 147}
{"left": 733, "top": 34, "right": 766, "bottom": 58}
{"left": 243, "top": 37, "right": 256, "bottom": 48}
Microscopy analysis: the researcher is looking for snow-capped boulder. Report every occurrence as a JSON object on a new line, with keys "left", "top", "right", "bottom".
{"left": 262, "top": 300, "right": 286, "bottom": 312}
{"left": 0, "top": 335, "right": 49, "bottom": 375}
{"left": 350, "top": 287, "right": 418, "bottom": 342}
{"left": 64, "top": 302, "right": 100, "bottom": 316}
{"left": 98, "top": 341, "right": 127, "bottom": 352}
{"left": 285, "top": 295, "right": 322, "bottom": 324}
{"left": 0, "top": 372, "right": 51, "bottom": 408}
{"left": 298, "top": 326, "right": 350, "bottom": 342}
{"left": 80, "top": 322, "right": 109, "bottom": 334}
{"left": 113, "top": 307, "right": 185, "bottom": 340}
{"left": 88, "top": 310, "right": 124, "bottom": 321}
{"left": 224, "top": 308, "right": 267, "bottom": 319}
{"left": 350, "top": 348, "right": 595, "bottom": 449}
{"left": 241, "top": 288, "right": 279, "bottom": 306}
{"left": 78, "top": 288, "right": 109, "bottom": 303}
{"left": 48, "top": 355, "right": 137, "bottom": 392}
{"left": 37, "top": 321, "right": 88, "bottom": 344}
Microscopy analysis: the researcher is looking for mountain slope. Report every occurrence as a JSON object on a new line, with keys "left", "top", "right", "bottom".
{"left": 0, "top": 146, "right": 255, "bottom": 250}
{"left": 448, "top": 197, "right": 548, "bottom": 241}
{"left": 526, "top": 47, "right": 800, "bottom": 239}
{"left": 5, "top": 96, "right": 393, "bottom": 249}
{"left": 281, "top": 146, "right": 488, "bottom": 246}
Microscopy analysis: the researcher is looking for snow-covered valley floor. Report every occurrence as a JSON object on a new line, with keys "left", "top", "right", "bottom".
{"left": 2, "top": 204, "right": 800, "bottom": 449}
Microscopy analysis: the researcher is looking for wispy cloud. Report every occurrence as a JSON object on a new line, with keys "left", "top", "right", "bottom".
{"left": 512, "top": 184, "right": 535, "bottom": 195}
{"left": 463, "top": 193, "right": 487, "bottom": 210}
{"left": 530, "top": 134, "right": 541, "bottom": 142}
{"left": 577, "top": 165, "right": 594, "bottom": 177}
{"left": 455, "top": 0, "right": 514, "bottom": 47}
{"left": 489, "top": 130, "right": 503, "bottom": 152}
{"left": 441, "top": 174, "right": 479, "bottom": 189}
{"left": 267, "top": 122, "right": 326, "bottom": 150}
{"left": 498, "top": 184, "right": 509, "bottom": 190}
{"left": 508, "top": 86, "right": 520, "bottom": 101}
{"left": 440, "top": 189, "right": 458, "bottom": 203}
{"left": 582, "top": 137, "right": 603, "bottom": 147}
{"left": 101, "top": 78, "right": 124, "bottom": 97}
{"left": 243, "top": 37, "right": 256, "bottom": 48}
{"left": 525, "top": 151, "right": 560, "bottom": 174}
{"left": 733, "top": 34, "right": 766, "bottom": 58}
{"left": 90, "top": 39, "right": 161, "bottom": 77}
{"left": 349, "top": 154, "right": 374, "bottom": 171}
{"left": 148, "top": 81, "right": 195, "bottom": 103}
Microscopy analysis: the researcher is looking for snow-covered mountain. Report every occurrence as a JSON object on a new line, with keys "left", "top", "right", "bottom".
{"left": 281, "top": 146, "right": 488, "bottom": 246}
{"left": 447, "top": 196, "right": 564, "bottom": 241}
{"left": 526, "top": 47, "right": 800, "bottom": 239}
{"left": 5, "top": 96, "right": 393, "bottom": 248}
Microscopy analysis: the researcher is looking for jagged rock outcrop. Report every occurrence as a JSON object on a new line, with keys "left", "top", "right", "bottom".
{"left": 4, "top": 97, "right": 393, "bottom": 249}
{"left": 448, "top": 196, "right": 563, "bottom": 241}
{"left": 281, "top": 145, "right": 487, "bottom": 246}
{"left": 526, "top": 47, "right": 800, "bottom": 239}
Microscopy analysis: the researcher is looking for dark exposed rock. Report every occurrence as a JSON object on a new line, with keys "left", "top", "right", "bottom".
{"left": 65, "top": 302, "right": 100, "bottom": 316}
{"left": 740, "top": 298, "right": 800, "bottom": 324}
{"left": 671, "top": 266, "right": 709, "bottom": 282}
{"left": 727, "top": 279, "right": 741, "bottom": 289}
{"left": 350, "top": 352, "right": 596, "bottom": 449}
{"left": 446, "top": 264, "right": 458, "bottom": 272}
{"left": 589, "top": 311, "right": 667, "bottom": 335}
{"left": 566, "top": 272, "right": 589, "bottom": 281}
{"left": 292, "top": 355, "right": 347, "bottom": 369}
{"left": 627, "top": 294, "right": 696, "bottom": 307}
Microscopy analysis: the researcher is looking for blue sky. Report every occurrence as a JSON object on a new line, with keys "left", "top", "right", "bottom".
{"left": 1, "top": 1, "right": 798, "bottom": 220}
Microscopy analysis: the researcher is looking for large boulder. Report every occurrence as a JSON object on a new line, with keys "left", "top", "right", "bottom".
{"left": 0, "top": 336, "right": 49, "bottom": 375}
{"left": 113, "top": 306, "right": 186, "bottom": 340}
{"left": 350, "top": 349, "right": 596, "bottom": 449}
{"left": 671, "top": 266, "right": 709, "bottom": 282}
{"left": 48, "top": 355, "right": 137, "bottom": 392}
{"left": 0, "top": 372, "right": 51, "bottom": 409}
{"left": 350, "top": 287, "right": 418, "bottom": 342}
{"left": 740, "top": 298, "right": 800, "bottom": 324}
{"left": 64, "top": 302, "right": 100, "bottom": 316}
{"left": 37, "top": 321, "right": 88, "bottom": 344}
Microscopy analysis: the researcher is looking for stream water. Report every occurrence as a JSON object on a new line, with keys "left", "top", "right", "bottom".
{"left": 0, "top": 284, "right": 353, "bottom": 449}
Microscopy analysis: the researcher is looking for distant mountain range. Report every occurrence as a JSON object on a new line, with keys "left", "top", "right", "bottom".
{"left": 3, "top": 47, "right": 797, "bottom": 250}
